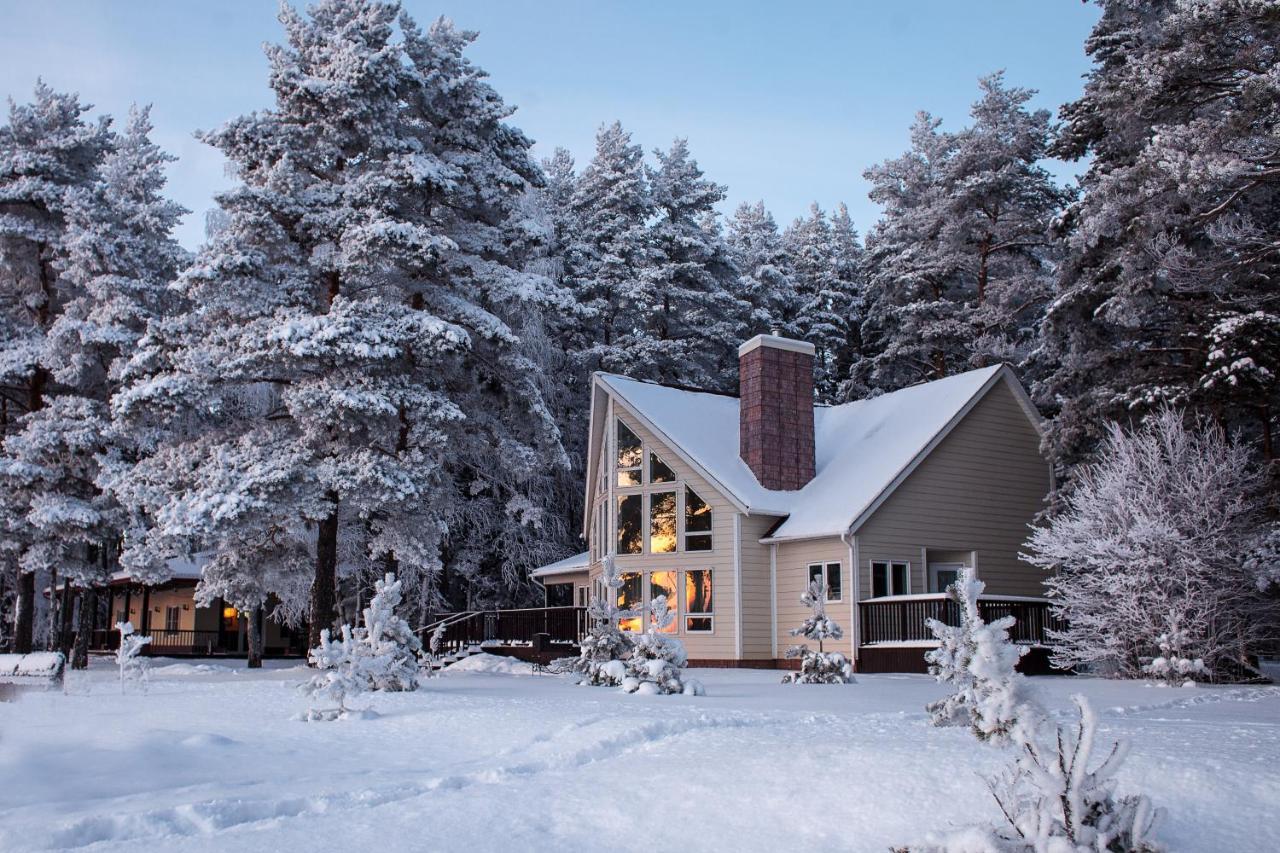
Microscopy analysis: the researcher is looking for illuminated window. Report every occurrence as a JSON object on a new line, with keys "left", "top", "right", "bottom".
{"left": 684, "top": 569, "right": 714, "bottom": 632}
{"left": 649, "top": 491, "right": 677, "bottom": 553}
{"left": 616, "top": 420, "right": 642, "bottom": 486}
{"left": 617, "top": 494, "right": 642, "bottom": 554}
{"left": 871, "top": 561, "right": 909, "bottom": 598}
{"left": 649, "top": 570, "right": 678, "bottom": 634}
{"left": 618, "top": 572, "right": 643, "bottom": 632}
{"left": 649, "top": 451, "right": 675, "bottom": 484}
{"left": 807, "top": 563, "right": 842, "bottom": 601}
{"left": 684, "top": 486, "right": 712, "bottom": 551}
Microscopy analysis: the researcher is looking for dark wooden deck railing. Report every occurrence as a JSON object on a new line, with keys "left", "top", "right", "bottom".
{"left": 88, "top": 628, "right": 234, "bottom": 655}
{"left": 422, "top": 606, "right": 588, "bottom": 656}
{"left": 858, "top": 595, "right": 1064, "bottom": 647}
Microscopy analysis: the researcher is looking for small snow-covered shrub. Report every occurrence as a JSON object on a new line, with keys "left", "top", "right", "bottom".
{"left": 423, "top": 620, "right": 447, "bottom": 677}
{"left": 1141, "top": 622, "right": 1205, "bottom": 686}
{"left": 301, "top": 626, "right": 365, "bottom": 721}
{"left": 621, "top": 595, "right": 702, "bottom": 695}
{"left": 925, "top": 568, "right": 1039, "bottom": 745}
{"left": 115, "top": 621, "right": 150, "bottom": 693}
{"left": 573, "top": 556, "right": 635, "bottom": 687}
{"left": 781, "top": 580, "right": 853, "bottom": 684}
{"left": 897, "top": 696, "right": 1162, "bottom": 852}
{"left": 359, "top": 573, "right": 422, "bottom": 692}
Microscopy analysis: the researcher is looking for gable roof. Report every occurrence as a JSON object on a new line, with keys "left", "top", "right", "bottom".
{"left": 593, "top": 364, "right": 1042, "bottom": 543}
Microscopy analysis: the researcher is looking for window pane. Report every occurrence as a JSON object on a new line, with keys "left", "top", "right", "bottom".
{"left": 618, "top": 572, "right": 642, "bottom": 631}
{"left": 616, "top": 420, "right": 642, "bottom": 469}
{"left": 650, "top": 491, "right": 676, "bottom": 553}
{"left": 826, "top": 563, "right": 842, "bottom": 601}
{"left": 686, "top": 534, "right": 712, "bottom": 552}
{"left": 685, "top": 569, "right": 713, "bottom": 614}
{"left": 650, "top": 452, "right": 676, "bottom": 483}
{"left": 649, "top": 570, "right": 678, "bottom": 633}
{"left": 685, "top": 486, "right": 712, "bottom": 532}
{"left": 872, "top": 563, "right": 888, "bottom": 598}
{"left": 808, "top": 564, "right": 822, "bottom": 587}
{"left": 546, "top": 582, "right": 574, "bottom": 607}
{"left": 618, "top": 468, "right": 641, "bottom": 487}
{"left": 617, "top": 495, "right": 642, "bottom": 554}
{"left": 893, "top": 563, "right": 908, "bottom": 596}
{"left": 686, "top": 616, "right": 713, "bottom": 633}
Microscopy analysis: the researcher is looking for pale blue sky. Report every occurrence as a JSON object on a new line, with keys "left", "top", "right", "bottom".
{"left": 1, "top": 1, "right": 1101, "bottom": 249}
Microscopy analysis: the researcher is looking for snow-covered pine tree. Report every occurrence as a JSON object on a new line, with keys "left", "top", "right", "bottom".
{"left": 1023, "top": 408, "right": 1273, "bottom": 682}
{"left": 1035, "top": 1, "right": 1280, "bottom": 476}
{"left": 726, "top": 201, "right": 799, "bottom": 337}
{"left": 115, "top": 620, "right": 150, "bottom": 693}
{"left": 623, "top": 138, "right": 746, "bottom": 391}
{"left": 113, "top": 4, "right": 568, "bottom": 646}
{"left": 574, "top": 556, "right": 635, "bottom": 686}
{"left": 782, "top": 205, "right": 854, "bottom": 402}
{"left": 359, "top": 573, "right": 422, "bottom": 692}
{"left": 622, "top": 593, "right": 702, "bottom": 695}
{"left": 781, "top": 580, "right": 853, "bottom": 684}
{"left": 860, "top": 74, "right": 1066, "bottom": 395}
{"left": 565, "top": 122, "right": 653, "bottom": 377}
{"left": 924, "top": 567, "right": 1039, "bottom": 745}
{"left": 897, "top": 695, "right": 1162, "bottom": 853}
{"left": 828, "top": 203, "right": 868, "bottom": 396}
{"left": 0, "top": 83, "right": 111, "bottom": 653}
{"left": 301, "top": 625, "right": 364, "bottom": 721}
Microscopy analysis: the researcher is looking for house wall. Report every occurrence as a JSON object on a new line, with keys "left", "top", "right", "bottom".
{"left": 854, "top": 379, "right": 1051, "bottom": 599}
{"left": 774, "top": 536, "right": 852, "bottom": 660}
{"left": 539, "top": 570, "right": 590, "bottom": 607}
{"left": 587, "top": 406, "right": 760, "bottom": 663}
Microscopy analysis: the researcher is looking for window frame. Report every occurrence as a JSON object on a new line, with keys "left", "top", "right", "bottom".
{"left": 164, "top": 605, "right": 181, "bottom": 632}
{"left": 683, "top": 568, "right": 715, "bottom": 634}
{"left": 683, "top": 485, "right": 714, "bottom": 552}
{"left": 807, "top": 562, "right": 843, "bottom": 602}
{"left": 616, "top": 493, "right": 643, "bottom": 555}
{"left": 869, "top": 560, "right": 910, "bottom": 598}
{"left": 615, "top": 420, "right": 643, "bottom": 487}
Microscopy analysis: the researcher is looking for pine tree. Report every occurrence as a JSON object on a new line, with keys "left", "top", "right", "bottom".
{"left": 781, "top": 580, "right": 853, "bottom": 684}
{"left": 726, "top": 201, "right": 799, "bottom": 337}
{"left": 0, "top": 83, "right": 112, "bottom": 652}
{"left": 860, "top": 74, "right": 1066, "bottom": 395}
{"left": 113, "top": 3, "right": 568, "bottom": 649}
{"left": 1035, "top": 1, "right": 1280, "bottom": 474}
{"left": 574, "top": 555, "right": 635, "bottom": 686}
{"left": 622, "top": 593, "right": 701, "bottom": 695}
{"left": 359, "top": 573, "right": 422, "bottom": 692}
{"left": 783, "top": 204, "right": 853, "bottom": 401}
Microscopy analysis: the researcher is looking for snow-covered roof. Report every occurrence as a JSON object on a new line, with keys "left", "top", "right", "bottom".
{"left": 111, "top": 553, "right": 208, "bottom": 584}
{"left": 530, "top": 551, "right": 590, "bottom": 579}
{"left": 597, "top": 364, "right": 1037, "bottom": 542}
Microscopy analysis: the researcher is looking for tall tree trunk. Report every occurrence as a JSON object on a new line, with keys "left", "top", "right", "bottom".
{"left": 309, "top": 492, "right": 339, "bottom": 651}
{"left": 59, "top": 580, "right": 75, "bottom": 657}
{"left": 14, "top": 571, "right": 35, "bottom": 653}
{"left": 71, "top": 587, "right": 97, "bottom": 670}
{"left": 247, "top": 605, "right": 264, "bottom": 669}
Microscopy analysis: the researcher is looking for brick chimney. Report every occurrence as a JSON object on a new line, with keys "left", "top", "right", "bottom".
{"left": 738, "top": 334, "right": 816, "bottom": 490}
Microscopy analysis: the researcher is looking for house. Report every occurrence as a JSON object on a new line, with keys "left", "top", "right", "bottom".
{"left": 560, "top": 333, "right": 1054, "bottom": 672}
{"left": 95, "top": 555, "right": 307, "bottom": 658}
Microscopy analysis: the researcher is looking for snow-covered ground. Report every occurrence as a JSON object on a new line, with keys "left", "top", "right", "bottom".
{"left": 0, "top": 656, "right": 1276, "bottom": 852}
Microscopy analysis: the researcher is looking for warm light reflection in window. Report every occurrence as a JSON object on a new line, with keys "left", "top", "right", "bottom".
{"left": 649, "top": 571, "right": 678, "bottom": 633}
{"left": 617, "top": 495, "right": 642, "bottom": 554}
{"left": 684, "top": 569, "right": 713, "bottom": 632}
{"left": 649, "top": 491, "right": 676, "bottom": 553}
{"left": 685, "top": 486, "right": 712, "bottom": 551}
{"left": 618, "top": 572, "right": 642, "bottom": 632}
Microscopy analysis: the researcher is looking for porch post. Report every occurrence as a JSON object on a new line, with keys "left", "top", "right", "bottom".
{"left": 140, "top": 586, "right": 151, "bottom": 634}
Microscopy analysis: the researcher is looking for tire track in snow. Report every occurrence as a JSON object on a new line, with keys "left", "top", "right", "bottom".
{"left": 31, "top": 712, "right": 773, "bottom": 850}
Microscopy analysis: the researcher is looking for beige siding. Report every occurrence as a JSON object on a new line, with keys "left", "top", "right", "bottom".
{"left": 774, "top": 536, "right": 852, "bottom": 659}
{"left": 738, "top": 514, "right": 776, "bottom": 660}
{"left": 855, "top": 379, "right": 1051, "bottom": 599}
{"left": 587, "top": 407, "right": 745, "bottom": 661}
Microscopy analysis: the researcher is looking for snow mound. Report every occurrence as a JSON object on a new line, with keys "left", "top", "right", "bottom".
{"left": 443, "top": 653, "right": 533, "bottom": 676}
{"left": 150, "top": 663, "right": 238, "bottom": 677}
{"left": 180, "top": 733, "right": 238, "bottom": 749}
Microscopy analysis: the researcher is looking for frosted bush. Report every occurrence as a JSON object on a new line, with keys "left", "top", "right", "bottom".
{"left": 925, "top": 568, "right": 1040, "bottom": 745}
{"left": 301, "top": 626, "right": 365, "bottom": 721}
{"left": 115, "top": 621, "right": 151, "bottom": 694}
{"left": 573, "top": 556, "right": 635, "bottom": 687}
{"left": 358, "top": 573, "right": 422, "bottom": 692}
{"left": 782, "top": 580, "right": 853, "bottom": 684}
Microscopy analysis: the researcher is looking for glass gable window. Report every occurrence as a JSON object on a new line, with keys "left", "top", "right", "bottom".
{"left": 684, "top": 569, "right": 714, "bottom": 632}
{"left": 649, "top": 491, "right": 677, "bottom": 553}
{"left": 618, "top": 572, "right": 643, "bottom": 632}
{"left": 808, "top": 563, "right": 842, "bottom": 601}
{"left": 871, "top": 561, "right": 909, "bottom": 598}
{"left": 616, "top": 420, "right": 642, "bottom": 486}
{"left": 649, "top": 570, "right": 678, "bottom": 633}
{"left": 684, "top": 486, "right": 713, "bottom": 551}
{"left": 617, "top": 494, "right": 642, "bottom": 554}
{"left": 649, "top": 451, "right": 675, "bottom": 484}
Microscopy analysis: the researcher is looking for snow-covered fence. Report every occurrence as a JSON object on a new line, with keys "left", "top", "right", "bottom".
{"left": 0, "top": 652, "right": 66, "bottom": 698}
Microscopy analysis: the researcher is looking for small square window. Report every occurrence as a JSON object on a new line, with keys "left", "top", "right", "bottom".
{"left": 807, "top": 563, "right": 842, "bottom": 601}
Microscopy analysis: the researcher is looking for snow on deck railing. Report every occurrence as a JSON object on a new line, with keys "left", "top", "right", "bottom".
{"left": 860, "top": 593, "right": 1051, "bottom": 604}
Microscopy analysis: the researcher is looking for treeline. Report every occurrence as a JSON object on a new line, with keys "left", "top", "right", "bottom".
{"left": 1, "top": 1, "right": 1276, "bottom": 656}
